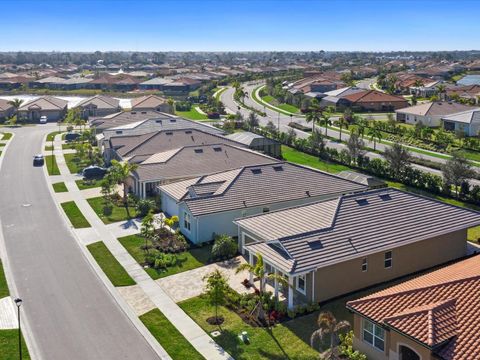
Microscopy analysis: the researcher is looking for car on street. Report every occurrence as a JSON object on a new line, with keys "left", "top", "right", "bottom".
{"left": 82, "top": 165, "right": 107, "bottom": 179}
{"left": 33, "top": 154, "right": 44, "bottom": 166}
{"left": 39, "top": 116, "right": 48, "bottom": 124}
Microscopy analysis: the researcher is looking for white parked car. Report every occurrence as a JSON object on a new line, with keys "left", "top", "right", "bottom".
{"left": 39, "top": 116, "right": 48, "bottom": 124}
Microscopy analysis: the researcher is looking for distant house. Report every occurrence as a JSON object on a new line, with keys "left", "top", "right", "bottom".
{"left": 446, "top": 84, "right": 480, "bottom": 104}
{"left": 225, "top": 131, "right": 281, "bottom": 157}
{"left": 130, "top": 95, "right": 172, "bottom": 113}
{"left": 159, "top": 162, "right": 367, "bottom": 244}
{"left": 18, "top": 96, "right": 68, "bottom": 122}
{"left": 442, "top": 108, "right": 480, "bottom": 136}
{"left": 347, "top": 255, "right": 480, "bottom": 360}
{"left": 319, "top": 87, "right": 365, "bottom": 109}
{"left": 0, "top": 99, "right": 15, "bottom": 120}
{"left": 76, "top": 95, "right": 121, "bottom": 119}
{"left": 395, "top": 101, "right": 475, "bottom": 127}
{"left": 89, "top": 74, "right": 140, "bottom": 91}
{"left": 235, "top": 188, "right": 480, "bottom": 309}
{"left": 341, "top": 90, "right": 409, "bottom": 112}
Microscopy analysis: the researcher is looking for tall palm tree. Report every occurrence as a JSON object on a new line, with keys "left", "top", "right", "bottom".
{"left": 310, "top": 311, "right": 350, "bottom": 360}
{"left": 7, "top": 98, "right": 23, "bottom": 124}
{"left": 235, "top": 253, "right": 288, "bottom": 323}
{"left": 110, "top": 160, "right": 138, "bottom": 215}
{"left": 367, "top": 125, "right": 383, "bottom": 151}
{"left": 306, "top": 100, "right": 322, "bottom": 134}
{"left": 335, "top": 117, "right": 349, "bottom": 142}
{"left": 436, "top": 84, "right": 446, "bottom": 101}
{"left": 319, "top": 106, "right": 334, "bottom": 137}
{"left": 167, "top": 97, "right": 175, "bottom": 114}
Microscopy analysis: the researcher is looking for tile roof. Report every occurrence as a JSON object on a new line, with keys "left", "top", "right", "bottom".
{"left": 0, "top": 99, "right": 14, "bottom": 112}
{"left": 235, "top": 188, "right": 480, "bottom": 274}
{"left": 342, "top": 90, "right": 407, "bottom": 103}
{"left": 130, "top": 95, "right": 167, "bottom": 109}
{"left": 442, "top": 108, "right": 480, "bottom": 124}
{"left": 76, "top": 95, "right": 120, "bottom": 109}
{"left": 18, "top": 96, "right": 67, "bottom": 111}
{"left": 395, "top": 102, "right": 475, "bottom": 117}
{"left": 133, "top": 143, "right": 277, "bottom": 182}
{"left": 160, "top": 162, "right": 366, "bottom": 217}
{"left": 347, "top": 255, "right": 480, "bottom": 359}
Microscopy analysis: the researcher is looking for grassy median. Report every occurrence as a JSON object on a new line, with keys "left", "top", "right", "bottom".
{"left": 140, "top": 309, "right": 205, "bottom": 360}
{"left": 44, "top": 155, "right": 60, "bottom": 175}
{"left": 87, "top": 241, "right": 135, "bottom": 287}
{"left": 60, "top": 201, "right": 91, "bottom": 228}
{"left": 52, "top": 182, "right": 68, "bottom": 193}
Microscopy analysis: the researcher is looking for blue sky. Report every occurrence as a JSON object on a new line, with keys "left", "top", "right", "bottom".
{"left": 1, "top": 0, "right": 478, "bottom": 51}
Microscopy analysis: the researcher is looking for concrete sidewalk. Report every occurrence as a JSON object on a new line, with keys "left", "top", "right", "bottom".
{"left": 52, "top": 134, "right": 233, "bottom": 360}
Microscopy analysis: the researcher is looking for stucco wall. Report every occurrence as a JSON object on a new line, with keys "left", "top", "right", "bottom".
{"left": 313, "top": 229, "right": 467, "bottom": 303}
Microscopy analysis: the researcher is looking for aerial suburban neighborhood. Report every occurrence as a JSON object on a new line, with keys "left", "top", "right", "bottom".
{"left": 1, "top": 1, "right": 480, "bottom": 359}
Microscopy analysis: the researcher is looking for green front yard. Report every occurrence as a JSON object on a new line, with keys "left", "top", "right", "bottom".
{"left": 118, "top": 234, "right": 212, "bottom": 279}
{"left": 44, "top": 155, "right": 60, "bottom": 175}
{"left": 87, "top": 241, "right": 136, "bottom": 287}
{"left": 176, "top": 108, "right": 209, "bottom": 120}
{"left": 76, "top": 179, "right": 102, "bottom": 190}
{"left": 63, "top": 153, "right": 81, "bottom": 174}
{"left": 87, "top": 196, "right": 132, "bottom": 224}
{"left": 52, "top": 182, "right": 68, "bottom": 193}
{"left": 0, "top": 330, "right": 31, "bottom": 360}
{"left": 179, "top": 296, "right": 319, "bottom": 360}
{"left": 140, "top": 309, "right": 205, "bottom": 360}
{"left": 0, "top": 260, "right": 9, "bottom": 298}
{"left": 281, "top": 145, "right": 350, "bottom": 174}
{"left": 61, "top": 201, "right": 91, "bottom": 228}
{"left": 46, "top": 131, "right": 62, "bottom": 142}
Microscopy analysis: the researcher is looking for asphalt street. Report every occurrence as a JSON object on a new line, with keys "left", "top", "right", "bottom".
{"left": 0, "top": 125, "right": 159, "bottom": 359}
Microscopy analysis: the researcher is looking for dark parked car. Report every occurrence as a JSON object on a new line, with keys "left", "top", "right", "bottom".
{"left": 65, "top": 133, "right": 81, "bottom": 142}
{"left": 82, "top": 165, "right": 107, "bottom": 179}
{"left": 33, "top": 154, "right": 44, "bottom": 166}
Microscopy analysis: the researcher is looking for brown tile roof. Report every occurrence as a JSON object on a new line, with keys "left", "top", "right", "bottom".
{"left": 76, "top": 95, "right": 120, "bottom": 109}
{"left": 18, "top": 96, "right": 67, "bottom": 111}
{"left": 347, "top": 255, "right": 480, "bottom": 359}
{"left": 0, "top": 99, "right": 14, "bottom": 112}
{"left": 130, "top": 95, "right": 167, "bottom": 109}
{"left": 342, "top": 90, "right": 407, "bottom": 104}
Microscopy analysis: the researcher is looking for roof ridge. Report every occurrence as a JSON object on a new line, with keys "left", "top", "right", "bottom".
{"left": 123, "top": 131, "right": 163, "bottom": 156}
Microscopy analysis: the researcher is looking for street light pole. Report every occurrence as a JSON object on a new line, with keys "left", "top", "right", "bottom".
{"left": 14, "top": 298, "right": 22, "bottom": 360}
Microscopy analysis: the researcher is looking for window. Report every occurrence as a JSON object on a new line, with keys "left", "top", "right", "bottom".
{"left": 363, "top": 319, "right": 385, "bottom": 351}
{"left": 183, "top": 212, "right": 191, "bottom": 231}
{"left": 384, "top": 251, "right": 392, "bottom": 268}
{"left": 296, "top": 275, "right": 306, "bottom": 294}
{"left": 362, "top": 258, "right": 368, "bottom": 272}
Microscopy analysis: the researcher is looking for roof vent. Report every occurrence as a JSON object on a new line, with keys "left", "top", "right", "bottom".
{"left": 131, "top": 111, "right": 137, "bottom": 114}
{"left": 251, "top": 168, "right": 262, "bottom": 174}
{"left": 141, "top": 111, "right": 147, "bottom": 114}
{"left": 273, "top": 165, "right": 284, "bottom": 171}
{"left": 155, "top": 119, "right": 162, "bottom": 124}
{"left": 379, "top": 193, "right": 392, "bottom": 201}
{"left": 165, "top": 131, "right": 173, "bottom": 135}
{"left": 355, "top": 198, "right": 369, "bottom": 206}
{"left": 185, "top": 130, "right": 192, "bottom": 134}
{"left": 213, "top": 147, "right": 222, "bottom": 152}
{"left": 170, "top": 119, "right": 177, "bottom": 123}
{"left": 194, "top": 149, "right": 203, "bottom": 154}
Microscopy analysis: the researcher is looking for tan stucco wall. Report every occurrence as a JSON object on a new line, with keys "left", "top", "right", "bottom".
{"left": 313, "top": 229, "right": 466, "bottom": 303}
{"left": 389, "top": 330, "right": 432, "bottom": 360}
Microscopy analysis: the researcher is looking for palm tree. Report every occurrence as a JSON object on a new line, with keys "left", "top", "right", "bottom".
{"left": 319, "top": 106, "right": 334, "bottom": 137}
{"left": 436, "top": 84, "right": 446, "bottom": 101}
{"left": 413, "top": 79, "right": 423, "bottom": 88}
{"left": 310, "top": 311, "right": 351, "bottom": 360}
{"left": 356, "top": 118, "right": 368, "bottom": 139}
{"left": 110, "top": 160, "right": 138, "bottom": 215}
{"left": 335, "top": 117, "right": 349, "bottom": 142}
{"left": 305, "top": 100, "right": 322, "bottom": 134}
{"left": 7, "top": 98, "right": 23, "bottom": 124}
{"left": 167, "top": 97, "right": 175, "bottom": 114}
{"left": 235, "top": 253, "right": 288, "bottom": 324}
{"left": 367, "top": 125, "right": 383, "bottom": 151}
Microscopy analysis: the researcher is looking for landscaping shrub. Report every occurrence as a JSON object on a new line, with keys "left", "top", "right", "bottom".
{"left": 145, "top": 252, "right": 178, "bottom": 270}
{"left": 136, "top": 199, "right": 155, "bottom": 217}
{"left": 211, "top": 234, "right": 238, "bottom": 260}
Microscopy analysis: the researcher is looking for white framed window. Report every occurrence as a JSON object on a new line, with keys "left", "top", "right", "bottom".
{"left": 183, "top": 212, "right": 191, "bottom": 231}
{"left": 361, "top": 258, "right": 368, "bottom": 272}
{"left": 296, "top": 274, "right": 306, "bottom": 295}
{"left": 384, "top": 251, "right": 392, "bottom": 269}
{"left": 363, "top": 319, "right": 385, "bottom": 351}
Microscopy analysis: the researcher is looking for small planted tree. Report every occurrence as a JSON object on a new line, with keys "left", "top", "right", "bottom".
{"left": 109, "top": 160, "right": 138, "bottom": 216}
{"left": 140, "top": 211, "right": 156, "bottom": 254}
{"left": 384, "top": 143, "right": 411, "bottom": 178}
{"left": 246, "top": 112, "right": 259, "bottom": 130}
{"left": 310, "top": 311, "right": 351, "bottom": 360}
{"left": 346, "top": 132, "right": 365, "bottom": 165}
{"left": 442, "top": 153, "right": 475, "bottom": 198}
{"left": 203, "top": 269, "right": 229, "bottom": 326}
{"left": 211, "top": 234, "right": 238, "bottom": 260}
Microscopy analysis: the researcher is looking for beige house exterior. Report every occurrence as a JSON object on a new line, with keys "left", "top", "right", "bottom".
{"left": 130, "top": 95, "right": 172, "bottom": 114}
{"left": 18, "top": 96, "right": 67, "bottom": 122}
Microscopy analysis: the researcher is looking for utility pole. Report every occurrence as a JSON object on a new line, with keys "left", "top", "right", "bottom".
{"left": 14, "top": 298, "right": 22, "bottom": 360}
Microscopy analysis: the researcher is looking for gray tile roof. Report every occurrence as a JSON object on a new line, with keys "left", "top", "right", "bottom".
{"left": 90, "top": 110, "right": 163, "bottom": 130}
{"left": 225, "top": 131, "right": 264, "bottom": 146}
{"left": 76, "top": 95, "right": 120, "bottom": 109}
{"left": 110, "top": 128, "right": 245, "bottom": 158}
{"left": 442, "top": 108, "right": 480, "bottom": 124}
{"left": 134, "top": 143, "right": 277, "bottom": 182}
{"left": 160, "top": 162, "right": 367, "bottom": 217}
{"left": 236, "top": 188, "right": 480, "bottom": 274}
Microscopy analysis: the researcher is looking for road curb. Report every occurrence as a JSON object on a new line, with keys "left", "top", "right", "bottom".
{"left": 43, "top": 133, "right": 171, "bottom": 360}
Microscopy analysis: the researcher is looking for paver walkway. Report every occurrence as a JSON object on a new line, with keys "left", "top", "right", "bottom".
{"left": 52, "top": 134, "right": 233, "bottom": 360}
{"left": 0, "top": 297, "right": 17, "bottom": 329}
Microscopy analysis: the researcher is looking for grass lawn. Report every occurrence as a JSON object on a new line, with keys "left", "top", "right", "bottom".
{"left": 44, "top": 145, "right": 53, "bottom": 151}
{"left": 52, "top": 182, "right": 68, "bottom": 193}
{"left": 468, "top": 226, "right": 480, "bottom": 243}
{"left": 140, "top": 309, "right": 205, "bottom": 360}
{"left": 278, "top": 103, "right": 300, "bottom": 113}
{"left": 214, "top": 87, "right": 227, "bottom": 102}
{"left": 1, "top": 132, "right": 13, "bottom": 140}
{"left": 87, "top": 241, "right": 136, "bottom": 287}
{"left": 281, "top": 145, "right": 350, "bottom": 174}
{"left": 118, "top": 235, "right": 212, "bottom": 280}
{"left": 60, "top": 201, "right": 91, "bottom": 228}
{"left": 63, "top": 153, "right": 81, "bottom": 174}
{"left": 179, "top": 296, "right": 319, "bottom": 360}
{"left": 87, "top": 196, "right": 132, "bottom": 224}
{"left": 62, "top": 143, "right": 76, "bottom": 150}
{"left": 176, "top": 108, "right": 209, "bottom": 120}
{"left": 0, "top": 330, "right": 31, "bottom": 360}
{"left": 76, "top": 179, "right": 102, "bottom": 190}
{"left": 46, "top": 131, "right": 62, "bottom": 142}
{"left": 44, "top": 155, "right": 60, "bottom": 175}
{"left": 0, "top": 260, "right": 9, "bottom": 298}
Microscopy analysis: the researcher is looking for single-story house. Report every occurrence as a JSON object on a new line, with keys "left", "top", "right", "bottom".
{"left": 0, "top": 99, "right": 15, "bottom": 120}
{"left": 347, "top": 255, "right": 480, "bottom": 360}
{"left": 90, "top": 110, "right": 165, "bottom": 133}
{"left": 319, "top": 87, "right": 365, "bottom": 110}
{"left": 75, "top": 95, "right": 121, "bottom": 119}
{"left": 105, "top": 128, "right": 245, "bottom": 163}
{"left": 234, "top": 188, "right": 480, "bottom": 309}
{"left": 159, "top": 162, "right": 368, "bottom": 244}
{"left": 130, "top": 95, "right": 172, "bottom": 114}
{"left": 341, "top": 90, "right": 409, "bottom": 112}
{"left": 130, "top": 143, "right": 279, "bottom": 199}
{"left": 409, "top": 80, "right": 440, "bottom": 97}
{"left": 225, "top": 131, "right": 281, "bottom": 158}
{"left": 442, "top": 108, "right": 480, "bottom": 136}
{"left": 395, "top": 101, "right": 475, "bottom": 127}
{"left": 18, "top": 96, "right": 68, "bottom": 122}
